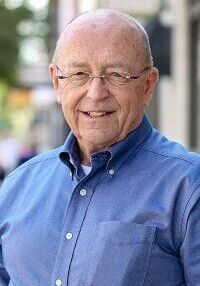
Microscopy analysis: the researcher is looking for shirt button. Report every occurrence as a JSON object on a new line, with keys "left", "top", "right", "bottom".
{"left": 55, "top": 278, "right": 62, "bottom": 286}
{"left": 108, "top": 169, "right": 115, "bottom": 175}
{"left": 65, "top": 232, "right": 73, "bottom": 240}
{"left": 80, "top": 189, "right": 87, "bottom": 196}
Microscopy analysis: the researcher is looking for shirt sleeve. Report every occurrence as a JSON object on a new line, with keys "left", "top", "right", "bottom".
{"left": 0, "top": 239, "right": 10, "bottom": 285}
{"left": 180, "top": 185, "right": 200, "bottom": 285}
{"left": 0, "top": 182, "right": 10, "bottom": 285}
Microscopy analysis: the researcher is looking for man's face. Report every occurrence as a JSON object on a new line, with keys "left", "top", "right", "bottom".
{"left": 50, "top": 17, "right": 158, "bottom": 159}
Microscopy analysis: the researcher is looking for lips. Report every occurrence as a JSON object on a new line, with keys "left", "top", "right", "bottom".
{"left": 87, "top": 111, "right": 107, "bottom": 117}
{"left": 81, "top": 110, "right": 114, "bottom": 118}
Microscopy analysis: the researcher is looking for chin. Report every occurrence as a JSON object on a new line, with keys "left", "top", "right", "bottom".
{"left": 81, "top": 131, "right": 117, "bottom": 150}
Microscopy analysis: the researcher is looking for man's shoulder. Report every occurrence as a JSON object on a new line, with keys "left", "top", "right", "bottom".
{"left": 7, "top": 146, "right": 63, "bottom": 180}
{"left": 142, "top": 128, "right": 200, "bottom": 167}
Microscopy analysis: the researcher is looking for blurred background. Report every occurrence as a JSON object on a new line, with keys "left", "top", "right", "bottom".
{"left": 0, "top": 0, "right": 199, "bottom": 181}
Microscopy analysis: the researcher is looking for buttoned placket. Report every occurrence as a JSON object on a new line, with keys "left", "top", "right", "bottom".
{"left": 51, "top": 155, "right": 110, "bottom": 286}
{"left": 51, "top": 181, "right": 92, "bottom": 285}
{"left": 52, "top": 153, "right": 114, "bottom": 286}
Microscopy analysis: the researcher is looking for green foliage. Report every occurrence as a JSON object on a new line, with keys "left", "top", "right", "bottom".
{"left": 0, "top": 1, "right": 33, "bottom": 85}
{"left": 0, "top": 81, "right": 12, "bottom": 130}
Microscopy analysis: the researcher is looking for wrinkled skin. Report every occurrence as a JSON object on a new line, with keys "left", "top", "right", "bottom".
{"left": 49, "top": 13, "right": 159, "bottom": 165}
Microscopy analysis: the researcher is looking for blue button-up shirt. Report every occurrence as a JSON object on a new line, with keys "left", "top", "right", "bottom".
{"left": 0, "top": 115, "right": 200, "bottom": 286}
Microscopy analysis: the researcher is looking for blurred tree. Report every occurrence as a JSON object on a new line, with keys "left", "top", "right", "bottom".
{"left": 0, "top": 0, "right": 33, "bottom": 85}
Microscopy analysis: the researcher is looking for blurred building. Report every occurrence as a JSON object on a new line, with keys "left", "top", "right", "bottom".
{"left": 51, "top": 0, "right": 200, "bottom": 150}
{"left": 163, "top": 0, "right": 200, "bottom": 151}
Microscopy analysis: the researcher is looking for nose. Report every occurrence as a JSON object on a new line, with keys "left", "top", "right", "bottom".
{"left": 86, "top": 77, "right": 109, "bottom": 101}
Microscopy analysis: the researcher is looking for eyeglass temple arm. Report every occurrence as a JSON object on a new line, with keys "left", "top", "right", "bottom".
{"left": 55, "top": 65, "right": 69, "bottom": 79}
{"left": 129, "top": 66, "right": 152, "bottom": 80}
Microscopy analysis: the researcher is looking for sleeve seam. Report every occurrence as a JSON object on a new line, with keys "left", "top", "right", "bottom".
{"left": 179, "top": 182, "right": 200, "bottom": 247}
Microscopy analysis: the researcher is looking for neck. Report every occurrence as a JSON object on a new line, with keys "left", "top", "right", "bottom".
{"left": 77, "top": 140, "right": 109, "bottom": 166}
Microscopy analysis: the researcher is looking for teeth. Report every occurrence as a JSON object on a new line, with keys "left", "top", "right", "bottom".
{"left": 87, "top": 111, "right": 107, "bottom": 117}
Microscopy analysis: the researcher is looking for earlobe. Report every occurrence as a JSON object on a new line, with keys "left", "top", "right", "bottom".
{"left": 56, "top": 90, "right": 62, "bottom": 104}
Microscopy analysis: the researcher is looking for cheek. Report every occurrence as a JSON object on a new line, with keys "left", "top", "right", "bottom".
{"left": 128, "top": 85, "right": 146, "bottom": 115}
{"left": 118, "top": 94, "right": 138, "bottom": 120}
{"left": 59, "top": 90, "right": 78, "bottom": 127}
{"left": 117, "top": 89, "right": 144, "bottom": 130}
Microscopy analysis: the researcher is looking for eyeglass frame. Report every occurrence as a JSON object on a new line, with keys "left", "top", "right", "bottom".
{"left": 54, "top": 64, "right": 152, "bottom": 87}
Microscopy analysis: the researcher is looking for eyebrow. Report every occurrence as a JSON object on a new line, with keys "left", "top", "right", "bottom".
{"left": 106, "top": 60, "right": 130, "bottom": 69}
{"left": 108, "top": 59, "right": 127, "bottom": 68}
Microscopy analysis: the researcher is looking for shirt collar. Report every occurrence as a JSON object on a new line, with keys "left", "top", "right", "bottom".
{"left": 59, "top": 114, "right": 153, "bottom": 177}
{"left": 106, "top": 114, "right": 152, "bottom": 174}
{"left": 59, "top": 132, "right": 85, "bottom": 180}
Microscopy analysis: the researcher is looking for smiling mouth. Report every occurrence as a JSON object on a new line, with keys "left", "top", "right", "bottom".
{"left": 82, "top": 111, "right": 113, "bottom": 118}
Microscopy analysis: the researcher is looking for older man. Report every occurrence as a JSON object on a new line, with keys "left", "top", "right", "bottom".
{"left": 0, "top": 9, "right": 200, "bottom": 286}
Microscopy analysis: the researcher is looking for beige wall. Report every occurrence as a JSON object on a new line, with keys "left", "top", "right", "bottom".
{"left": 160, "top": 0, "right": 190, "bottom": 146}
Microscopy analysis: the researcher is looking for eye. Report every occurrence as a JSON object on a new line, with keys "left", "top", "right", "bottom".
{"left": 69, "top": 71, "right": 89, "bottom": 86}
{"left": 74, "top": 71, "right": 87, "bottom": 76}
{"left": 110, "top": 72, "right": 124, "bottom": 78}
{"left": 107, "top": 71, "right": 129, "bottom": 86}
{"left": 70, "top": 71, "right": 89, "bottom": 80}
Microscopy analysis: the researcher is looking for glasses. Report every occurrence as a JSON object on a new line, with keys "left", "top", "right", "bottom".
{"left": 55, "top": 65, "right": 151, "bottom": 88}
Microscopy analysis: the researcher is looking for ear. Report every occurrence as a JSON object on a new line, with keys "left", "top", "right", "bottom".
{"left": 49, "top": 63, "right": 61, "bottom": 104}
{"left": 143, "top": 67, "right": 159, "bottom": 108}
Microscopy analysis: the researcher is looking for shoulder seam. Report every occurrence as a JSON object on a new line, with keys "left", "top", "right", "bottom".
{"left": 7, "top": 154, "right": 59, "bottom": 179}
{"left": 141, "top": 147, "right": 199, "bottom": 166}
{"left": 180, "top": 182, "right": 200, "bottom": 247}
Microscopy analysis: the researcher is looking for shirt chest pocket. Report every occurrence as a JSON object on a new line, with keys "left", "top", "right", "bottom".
{"left": 83, "top": 221, "right": 156, "bottom": 286}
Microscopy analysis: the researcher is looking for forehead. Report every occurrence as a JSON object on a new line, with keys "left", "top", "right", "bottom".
{"left": 56, "top": 15, "right": 142, "bottom": 68}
